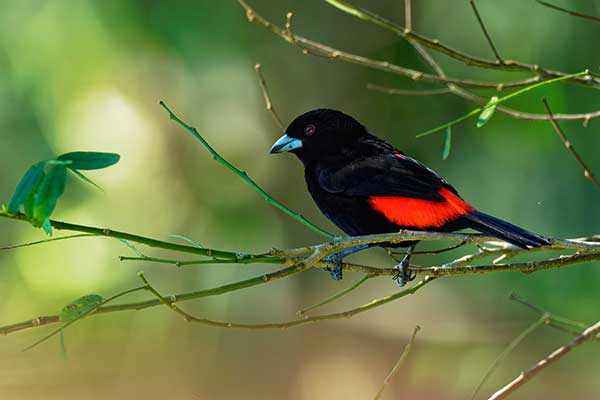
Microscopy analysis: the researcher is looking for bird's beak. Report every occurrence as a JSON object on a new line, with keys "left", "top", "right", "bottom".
{"left": 269, "top": 134, "right": 303, "bottom": 154}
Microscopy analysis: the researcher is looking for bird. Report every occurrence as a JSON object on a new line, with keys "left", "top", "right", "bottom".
{"left": 269, "top": 109, "right": 550, "bottom": 285}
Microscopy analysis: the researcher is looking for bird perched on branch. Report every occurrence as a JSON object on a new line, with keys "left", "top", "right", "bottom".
{"left": 270, "top": 109, "right": 549, "bottom": 285}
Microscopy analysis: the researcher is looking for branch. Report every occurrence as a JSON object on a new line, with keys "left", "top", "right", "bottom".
{"left": 367, "top": 83, "right": 451, "bottom": 96}
{"left": 323, "top": 0, "right": 599, "bottom": 87}
{"left": 416, "top": 70, "right": 591, "bottom": 137}
{"left": 297, "top": 274, "right": 372, "bottom": 315}
{"left": 510, "top": 293, "right": 594, "bottom": 338}
{"left": 472, "top": 294, "right": 598, "bottom": 399}
{"left": 2, "top": 221, "right": 600, "bottom": 336}
{"left": 0, "top": 263, "right": 305, "bottom": 335}
{"left": 404, "top": 0, "right": 412, "bottom": 31}
{"left": 239, "top": 0, "right": 600, "bottom": 123}
{"left": 469, "top": 0, "right": 503, "bottom": 62}
{"left": 254, "top": 63, "right": 285, "bottom": 131}
{"left": 374, "top": 325, "right": 420, "bottom": 400}
{"left": 487, "top": 320, "right": 600, "bottom": 400}
{"left": 542, "top": 97, "right": 600, "bottom": 190}
{"left": 0, "top": 210, "right": 248, "bottom": 260}
{"left": 471, "top": 316, "right": 546, "bottom": 400}
{"left": 159, "top": 100, "right": 335, "bottom": 240}
{"left": 137, "top": 272, "right": 432, "bottom": 330}
{"left": 536, "top": 0, "right": 600, "bottom": 23}
{"left": 238, "top": 1, "right": 549, "bottom": 90}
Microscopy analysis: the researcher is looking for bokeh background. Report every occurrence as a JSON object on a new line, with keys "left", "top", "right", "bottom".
{"left": 0, "top": 1, "right": 599, "bottom": 399}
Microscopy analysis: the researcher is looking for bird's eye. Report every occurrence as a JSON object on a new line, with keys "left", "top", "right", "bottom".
{"left": 304, "top": 124, "right": 316, "bottom": 136}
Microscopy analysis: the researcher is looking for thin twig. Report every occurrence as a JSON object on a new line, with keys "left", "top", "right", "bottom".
{"left": 3, "top": 205, "right": 600, "bottom": 336}
{"left": 0, "top": 210, "right": 243, "bottom": 260}
{"left": 0, "top": 233, "right": 96, "bottom": 250}
{"left": 510, "top": 294, "right": 592, "bottom": 336}
{"left": 297, "top": 274, "right": 372, "bottom": 315}
{"left": 416, "top": 70, "right": 590, "bottom": 137}
{"left": 159, "top": 100, "right": 335, "bottom": 240}
{"left": 487, "top": 320, "right": 600, "bottom": 400}
{"left": 138, "top": 272, "right": 432, "bottom": 330}
{"left": 367, "top": 83, "right": 451, "bottom": 96}
{"left": 239, "top": 1, "right": 557, "bottom": 90}
{"left": 322, "top": 0, "right": 600, "bottom": 87}
{"left": 254, "top": 63, "right": 285, "bottom": 131}
{"left": 374, "top": 325, "right": 421, "bottom": 400}
{"left": 542, "top": 97, "right": 600, "bottom": 189}
{"left": 404, "top": 0, "right": 412, "bottom": 31}
{"left": 239, "top": 0, "right": 600, "bottom": 122}
{"left": 3, "top": 247, "right": 599, "bottom": 336}
{"left": 471, "top": 316, "right": 546, "bottom": 400}
{"left": 469, "top": 0, "right": 503, "bottom": 62}
{"left": 536, "top": 0, "right": 600, "bottom": 23}
{"left": 22, "top": 285, "right": 146, "bottom": 351}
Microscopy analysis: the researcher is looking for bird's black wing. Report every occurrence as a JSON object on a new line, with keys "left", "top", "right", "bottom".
{"left": 318, "top": 152, "right": 456, "bottom": 202}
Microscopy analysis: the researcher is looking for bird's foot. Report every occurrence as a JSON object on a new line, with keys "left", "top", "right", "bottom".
{"left": 323, "top": 258, "right": 343, "bottom": 280}
{"left": 321, "top": 244, "right": 371, "bottom": 281}
{"left": 392, "top": 258, "right": 416, "bottom": 287}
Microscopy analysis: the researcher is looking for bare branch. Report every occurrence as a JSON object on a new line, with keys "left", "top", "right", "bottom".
{"left": 542, "top": 97, "right": 600, "bottom": 189}
{"left": 297, "top": 274, "right": 372, "bottom": 315}
{"left": 536, "top": 0, "right": 600, "bottom": 23}
{"left": 404, "top": 0, "right": 412, "bottom": 31}
{"left": 488, "top": 320, "right": 600, "bottom": 400}
{"left": 469, "top": 0, "right": 504, "bottom": 62}
{"left": 238, "top": 1, "right": 550, "bottom": 90}
{"left": 2, "top": 215, "right": 600, "bottom": 336}
{"left": 471, "top": 317, "right": 546, "bottom": 400}
{"left": 254, "top": 63, "right": 285, "bottom": 131}
{"left": 0, "top": 233, "right": 96, "bottom": 250}
{"left": 322, "top": 0, "right": 600, "bottom": 87}
{"left": 374, "top": 325, "right": 421, "bottom": 400}
{"left": 137, "top": 272, "right": 432, "bottom": 330}
{"left": 367, "top": 83, "right": 451, "bottom": 96}
{"left": 510, "top": 294, "right": 594, "bottom": 338}
{"left": 239, "top": 1, "right": 600, "bottom": 123}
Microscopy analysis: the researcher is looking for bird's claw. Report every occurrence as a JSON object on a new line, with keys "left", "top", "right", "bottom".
{"left": 392, "top": 259, "right": 416, "bottom": 287}
{"left": 324, "top": 259, "right": 343, "bottom": 280}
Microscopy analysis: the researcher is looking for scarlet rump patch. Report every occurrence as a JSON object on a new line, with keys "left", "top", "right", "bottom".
{"left": 368, "top": 188, "right": 475, "bottom": 228}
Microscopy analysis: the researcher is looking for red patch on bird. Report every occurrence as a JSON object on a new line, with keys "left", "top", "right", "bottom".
{"left": 368, "top": 188, "right": 476, "bottom": 228}
{"left": 392, "top": 153, "right": 407, "bottom": 159}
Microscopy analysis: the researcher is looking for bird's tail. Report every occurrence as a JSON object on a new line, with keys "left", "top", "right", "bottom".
{"left": 460, "top": 211, "right": 550, "bottom": 248}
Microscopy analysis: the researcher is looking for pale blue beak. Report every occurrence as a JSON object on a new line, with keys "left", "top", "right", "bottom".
{"left": 270, "top": 134, "right": 303, "bottom": 154}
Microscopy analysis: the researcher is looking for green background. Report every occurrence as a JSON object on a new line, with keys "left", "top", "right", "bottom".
{"left": 0, "top": 1, "right": 598, "bottom": 399}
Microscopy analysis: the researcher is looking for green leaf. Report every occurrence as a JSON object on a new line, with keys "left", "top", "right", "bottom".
{"left": 57, "top": 152, "right": 120, "bottom": 170}
{"left": 32, "top": 164, "right": 67, "bottom": 232}
{"left": 7, "top": 162, "right": 45, "bottom": 214}
{"left": 476, "top": 96, "right": 499, "bottom": 128}
{"left": 442, "top": 126, "right": 452, "bottom": 160}
{"left": 59, "top": 294, "right": 104, "bottom": 322}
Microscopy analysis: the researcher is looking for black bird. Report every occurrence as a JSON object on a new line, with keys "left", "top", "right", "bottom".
{"left": 270, "top": 109, "right": 549, "bottom": 285}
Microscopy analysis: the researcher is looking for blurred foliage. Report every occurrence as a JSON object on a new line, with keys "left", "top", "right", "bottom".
{"left": 0, "top": 1, "right": 599, "bottom": 399}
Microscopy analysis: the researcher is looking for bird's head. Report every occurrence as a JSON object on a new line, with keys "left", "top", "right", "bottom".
{"left": 269, "top": 109, "right": 367, "bottom": 165}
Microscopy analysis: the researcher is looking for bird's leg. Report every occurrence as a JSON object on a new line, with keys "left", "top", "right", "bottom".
{"left": 322, "top": 244, "right": 371, "bottom": 281}
{"left": 392, "top": 244, "right": 417, "bottom": 287}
